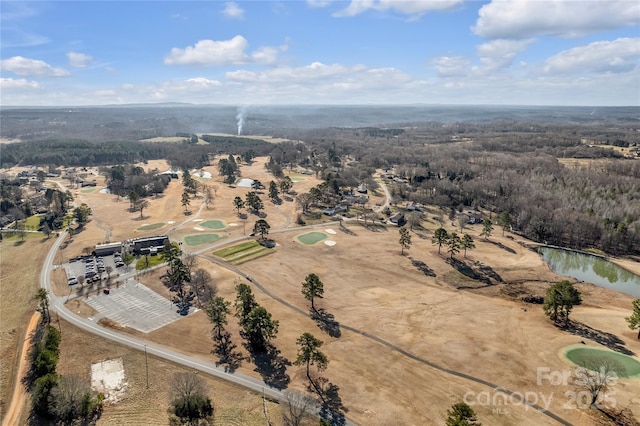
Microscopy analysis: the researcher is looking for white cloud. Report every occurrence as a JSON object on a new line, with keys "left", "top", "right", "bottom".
{"left": 476, "top": 39, "right": 534, "bottom": 71}
{"left": 544, "top": 37, "right": 640, "bottom": 74}
{"left": 0, "top": 77, "right": 41, "bottom": 90}
{"left": 473, "top": 0, "right": 640, "bottom": 39}
{"left": 0, "top": 56, "right": 70, "bottom": 77}
{"left": 164, "top": 36, "right": 286, "bottom": 66}
{"left": 67, "top": 52, "right": 92, "bottom": 68}
{"left": 222, "top": 2, "right": 244, "bottom": 20}
{"left": 185, "top": 77, "right": 222, "bottom": 87}
{"left": 165, "top": 36, "right": 249, "bottom": 66}
{"left": 307, "top": 0, "right": 332, "bottom": 8}
{"left": 431, "top": 56, "right": 471, "bottom": 77}
{"left": 226, "top": 62, "right": 358, "bottom": 82}
{"left": 334, "top": 0, "right": 462, "bottom": 18}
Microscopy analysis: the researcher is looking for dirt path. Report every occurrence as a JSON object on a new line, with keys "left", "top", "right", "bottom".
{"left": 2, "top": 312, "right": 40, "bottom": 426}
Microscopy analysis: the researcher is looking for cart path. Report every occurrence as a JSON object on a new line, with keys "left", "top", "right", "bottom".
{"left": 199, "top": 253, "right": 573, "bottom": 426}
{"left": 2, "top": 312, "right": 40, "bottom": 426}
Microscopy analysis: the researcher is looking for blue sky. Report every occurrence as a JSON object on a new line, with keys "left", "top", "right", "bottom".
{"left": 1, "top": 0, "right": 639, "bottom": 106}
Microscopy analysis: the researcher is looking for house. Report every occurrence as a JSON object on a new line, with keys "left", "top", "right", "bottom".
{"left": 465, "top": 211, "right": 483, "bottom": 224}
{"left": 406, "top": 202, "right": 422, "bottom": 212}
{"left": 131, "top": 235, "right": 169, "bottom": 255}
{"left": 389, "top": 212, "right": 406, "bottom": 226}
{"left": 94, "top": 242, "right": 123, "bottom": 256}
{"left": 357, "top": 184, "right": 368, "bottom": 194}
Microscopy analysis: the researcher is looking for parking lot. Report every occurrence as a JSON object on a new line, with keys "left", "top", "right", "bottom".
{"left": 64, "top": 254, "right": 125, "bottom": 285}
{"left": 85, "top": 279, "right": 188, "bottom": 333}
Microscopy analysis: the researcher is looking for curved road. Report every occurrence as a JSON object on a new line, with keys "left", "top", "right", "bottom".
{"left": 41, "top": 225, "right": 355, "bottom": 425}
{"left": 39, "top": 177, "right": 571, "bottom": 426}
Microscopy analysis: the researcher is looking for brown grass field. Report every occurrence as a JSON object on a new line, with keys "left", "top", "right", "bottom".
{"left": 0, "top": 232, "right": 56, "bottom": 423}
{"left": 2, "top": 156, "right": 640, "bottom": 425}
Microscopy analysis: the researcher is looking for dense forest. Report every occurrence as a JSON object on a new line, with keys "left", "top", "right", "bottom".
{"left": 1, "top": 105, "right": 639, "bottom": 255}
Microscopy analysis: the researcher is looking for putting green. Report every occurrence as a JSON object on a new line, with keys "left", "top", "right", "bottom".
{"left": 81, "top": 188, "right": 96, "bottom": 193}
{"left": 184, "top": 233, "right": 221, "bottom": 246}
{"left": 138, "top": 223, "right": 165, "bottom": 231}
{"left": 564, "top": 346, "right": 640, "bottom": 378}
{"left": 200, "top": 220, "right": 226, "bottom": 230}
{"left": 296, "top": 231, "right": 328, "bottom": 245}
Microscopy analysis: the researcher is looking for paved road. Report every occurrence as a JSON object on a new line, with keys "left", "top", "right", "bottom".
{"left": 41, "top": 229, "right": 356, "bottom": 425}
{"left": 40, "top": 176, "right": 572, "bottom": 426}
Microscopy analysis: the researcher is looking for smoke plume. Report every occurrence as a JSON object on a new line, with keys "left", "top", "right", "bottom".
{"left": 236, "top": 106, "right": 246, "bottom": 136}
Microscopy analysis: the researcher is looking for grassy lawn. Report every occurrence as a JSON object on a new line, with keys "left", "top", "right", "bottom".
{"left": 200, "top": 220, "right": 225, "bottom": 230}
{"left": 20, "top": 214, "right": 43, "bottom": 231}
{"left": 565, "top": 346, "right": 640, "bottom": 377}
{"left": 135, "top": 254, "right": 166, "bottom": 270}
{"left": 137, "top": 222, "right": 165, "bottom": 231}
{"left": 212, "top": 240, "right": 273, "bottom": 264}
{"left": 183, "top": 233, "right": 220, "bottom": 246}
{"left": 296, "top": 231, "right": 327, "bottom": 245}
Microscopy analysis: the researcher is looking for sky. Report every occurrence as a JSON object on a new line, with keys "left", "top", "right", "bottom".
{"left": 1, "top": 0, "right": 639, "bottom": 106}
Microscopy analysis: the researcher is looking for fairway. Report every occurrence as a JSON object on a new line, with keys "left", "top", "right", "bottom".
{"left": 212, "top": 240, "right": 272, "bottom": 264}
{"left": 296, "top": 231, "right": 327, "bottom": 245}
{"left": 200, "top": 220, "right": 225, "bottom": 230}
{"left": 137, "top": 223, "right": 165, "bottom": 231}
{"left": 564, "top": 346, "right": 640, "bottom": 378}
{"left": 184, "top": 233, "right": 220, "bottom": 246}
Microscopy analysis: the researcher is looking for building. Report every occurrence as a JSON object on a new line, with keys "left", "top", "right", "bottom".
{"left": 94, "top": 242, "right": 123, "bottom": 256}
{"left": 131, "top": 235, "right": 169, "bottom": 255}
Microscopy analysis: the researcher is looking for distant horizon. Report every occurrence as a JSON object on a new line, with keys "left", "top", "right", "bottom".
{"left": 2, "top": 102, "right": 639, "bottom": 109}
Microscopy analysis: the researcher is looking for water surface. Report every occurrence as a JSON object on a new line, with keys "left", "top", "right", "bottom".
{"left": 538, "top": 247, "right": 640, "bottom": 298}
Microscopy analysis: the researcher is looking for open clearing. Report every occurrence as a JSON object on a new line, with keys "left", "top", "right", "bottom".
{"left": 6, "top": 156, "right": 640, "bottom": 425}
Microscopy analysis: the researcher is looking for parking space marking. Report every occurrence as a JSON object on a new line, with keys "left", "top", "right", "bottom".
{"left": 85, "top": 280, "right": 185, "bottom": 333}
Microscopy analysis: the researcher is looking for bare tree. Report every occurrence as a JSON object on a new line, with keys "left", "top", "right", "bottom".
{"left": 191, "top": 268, "right": 216, "bottom": 307}
{"left": 48, "top": 375, "right": 103, "bottom": 423}
{"left": 282, "top": 390, "right": 314, "bottom": 426}
{"left": 574, "top": 358, "right": 623, "bottom": 410}
{"left": 169, "top": 372, "right": 213, "bottom": 425}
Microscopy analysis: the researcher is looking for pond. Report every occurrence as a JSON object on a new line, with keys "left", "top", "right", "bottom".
{"left": 538, "top": 247, "right": 640, "bottom": 298}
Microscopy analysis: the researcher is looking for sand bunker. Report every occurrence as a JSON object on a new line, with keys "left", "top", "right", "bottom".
{"left": 192, "top": 219, "right": 203, "bottom": 222}
{"left": 167, "top": 220, "right": 175, "bottom": 224}
{"left": 91, "top": 358, "right": 127, "bottom": 403}
{"left": 325, "top": 229, "right": 337, "bottom": 235}
{"left": 194, "top": 226, "right": 204, "bottom": 231}
{"left": 99, "top": 188, "right": 111, "bottom": 194}
{"left": 237, "top": 178, "right": 254, "bottom": 188}
{"left": 229, "top": 223, "right": 238, "bottom": 226}
{"left": 324, "top": 240, "right": 337, "bottom": 246}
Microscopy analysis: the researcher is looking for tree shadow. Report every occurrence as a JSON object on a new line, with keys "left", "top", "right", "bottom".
{"left": 485, "top": 239, "right": 517, "bottom": 254}
{"left": 338, "top": 223, "right": 357, "bottom": 236}
{"left": 212, "top": 331, "right": 243, "bottom": 373}
{"left": 311, "top": 375, "right": 347, "bottom": 426}
{"left": 446, "top": 258, "right": 503, "bottom": 285}
{"left": 311, "top": 308, "right": 341, "bottom": 338}
{"left": 408, "top": 257, "right": 436, "bottom": 277}
{"left": 564, "top": 321, "right": 634, "bottom": 356}
{"left": 363, "top": 223, "right": 387, "bottom": 232}
{"left": 252, "top": 344, "right": 291, "bottom": 389}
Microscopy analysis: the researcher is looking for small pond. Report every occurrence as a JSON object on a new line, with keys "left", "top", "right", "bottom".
{"left": 538, "top": 247, "right": 640, "bottom": 298}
